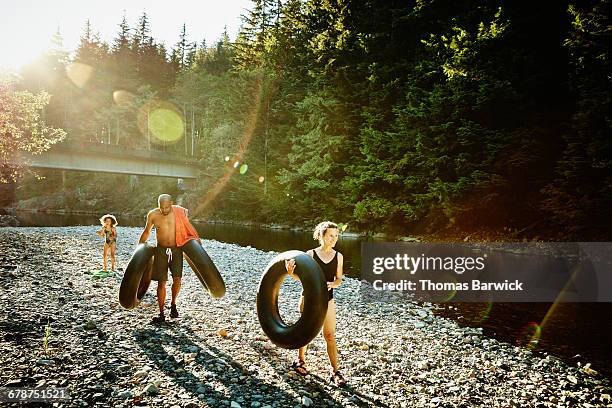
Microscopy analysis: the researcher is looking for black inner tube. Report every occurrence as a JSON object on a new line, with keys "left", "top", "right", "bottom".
{"left": 256, "top": 250, "right": 328, "bottom": 349}
{"left": 119, "top": 243, "right": 155, "bottom": 309}
{"left": 182, "top": 239, "right": 226, "bottom": 298}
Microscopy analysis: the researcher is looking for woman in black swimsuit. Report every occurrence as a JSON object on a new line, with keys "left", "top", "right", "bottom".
{"left": 286, "top": 221, "right": 346, "bottom": 386}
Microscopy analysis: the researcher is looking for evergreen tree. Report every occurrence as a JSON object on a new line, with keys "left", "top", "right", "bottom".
{"left": 541, "top": 0, "right": 612, "bottom": 238}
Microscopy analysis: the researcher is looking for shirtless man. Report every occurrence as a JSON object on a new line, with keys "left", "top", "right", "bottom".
{"left": 139, "top": 194, "right": 192, "bottom": 323}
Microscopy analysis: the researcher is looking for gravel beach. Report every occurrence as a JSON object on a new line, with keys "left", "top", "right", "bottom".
{"left": 0, "top": 226, "right": 609, "bottom": 408}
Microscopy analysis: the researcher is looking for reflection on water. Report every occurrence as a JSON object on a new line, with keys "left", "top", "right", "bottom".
{"left": 12, "top": 210, "right": 612, "bottom": 378}
{"left": 199, "top": 223, "right": 367, "bottom": 276}
{"left": 436, "top": 302, "right": 612, "bottom": 377}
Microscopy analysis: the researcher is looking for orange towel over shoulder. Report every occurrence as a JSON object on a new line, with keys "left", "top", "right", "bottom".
{"left": 173, "top": 205, "right": 200, "bottom": 246}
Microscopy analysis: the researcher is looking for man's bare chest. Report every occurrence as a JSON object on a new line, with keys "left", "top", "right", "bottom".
{"left": 154, "top": 214, "right": 175, "bottom": 231}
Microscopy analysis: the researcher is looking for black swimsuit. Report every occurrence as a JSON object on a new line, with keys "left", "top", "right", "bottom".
{"left": 312, "top": 250, "right": 338, "bottom": 301}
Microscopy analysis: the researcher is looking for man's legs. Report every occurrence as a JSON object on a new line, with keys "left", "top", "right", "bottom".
{"left": 170, "top": 277, "right": 181, "bottom": 318}
{"left": 171, "top": 277, "right": 181, "bottom": 305}
{"left": 151, "top": 246, "right": 169, "bottom": 323}
{"left": 168, "top": 247, "right": 183, "bottom": 318}
{"left": 157, "top": 280, "right": 167, "bottom": 316}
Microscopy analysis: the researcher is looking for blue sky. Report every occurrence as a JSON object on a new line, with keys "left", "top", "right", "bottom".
{"left": 0, "top": 0, "right": 252, "bottom": 70}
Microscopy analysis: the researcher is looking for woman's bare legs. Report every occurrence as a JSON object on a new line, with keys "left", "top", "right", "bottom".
{"left": 298, "top": 295, "right": 307, "bottom": 363}
{"left": 297, "top": 297, "right": 339, "bottom": 372}
{"left": 322, "top": 299, "right": 338, "bottom": 372}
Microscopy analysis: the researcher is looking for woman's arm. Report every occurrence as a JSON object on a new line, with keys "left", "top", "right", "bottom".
{"left": 285, "top": 258, "right": 301, "bottom": 281}
{"left": 329, "top": 253, "right": 343, "bottom": 289}
{"left": 286, "top": 249, "right": 316, "bottom": 281}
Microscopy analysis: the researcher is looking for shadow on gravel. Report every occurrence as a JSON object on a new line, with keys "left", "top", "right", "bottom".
{"left": 0, "top": 313, "right": 41, "bottom": 347}
{"left": 311, "top": 373, "right": 389, "bottom": 408}
{"left": 134, "top": 325, "right": 297, "bottom": 405}
{"left": 248, "top": 337, "right": 387, "bottom": 408}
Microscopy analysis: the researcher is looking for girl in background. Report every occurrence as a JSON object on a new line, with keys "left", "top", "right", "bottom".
{"left": 96, "top": 214, "right": 118, "bottom": 271}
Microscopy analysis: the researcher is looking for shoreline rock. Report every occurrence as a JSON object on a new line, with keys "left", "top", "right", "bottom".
{"left": 0, "top": 214, "right": 19, "bottom": 227}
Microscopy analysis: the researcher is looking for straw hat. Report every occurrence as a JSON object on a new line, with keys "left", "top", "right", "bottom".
{"left": 99, "top": 214, "right": 118, "bottom": 226}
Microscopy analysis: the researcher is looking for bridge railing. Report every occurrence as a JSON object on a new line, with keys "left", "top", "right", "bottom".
{"left": 49, "top": 141, "right": 201, "bottom": 165}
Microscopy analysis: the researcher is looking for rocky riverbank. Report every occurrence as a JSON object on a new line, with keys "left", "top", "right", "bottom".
{"left": 0, "top": 227, "right": 609, "bottom": 407}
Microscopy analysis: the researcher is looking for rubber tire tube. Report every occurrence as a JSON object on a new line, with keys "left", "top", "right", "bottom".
{"left": 119, "top": 243, "right": 155, "bottom": 309}
{"left": 256, "top": 250, "right": 328, "bottom": 349}
{"left": 182, "top": 239, "right": 226, "bottom": 298}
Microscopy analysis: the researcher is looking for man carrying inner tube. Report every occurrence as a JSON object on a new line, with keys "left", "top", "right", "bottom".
{"left": 138, "top": 194, "right": 199, "bottom": 323}
{"left": 285, "top": 221, "right": 347, "bottom": 386}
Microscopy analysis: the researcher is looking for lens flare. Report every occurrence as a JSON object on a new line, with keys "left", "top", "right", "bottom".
{"left": 464, "top": 301, "right": 493, "bottom": 324}
{"left": 239, "top": 164, "right": 248, "bottom": 174}
{"left": 136, "top": 100, "right": 184, "bottom": 145}
{"left": 520, "top": 254, "right": 589, "bottom": 353}
{"left": 66, "top": 62, "right": 93, "bottom": 88}
{"left": 148, "top": 108, "right": 184, "bottom": 143}
{"left": 516, "top": 322, "right": 542, "bottom": 349}
{"left": 113, "top": 90, "right": 135, "bottom": 107}
{"left": 435, "top": 273, "right": 459, "bottom": 302}
{"left": 193, "top": 74, "right": 267, "bottom": 217}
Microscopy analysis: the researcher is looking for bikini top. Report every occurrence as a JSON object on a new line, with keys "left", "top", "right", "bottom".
{"left": 312, "top": 250, "right": 338, "bottom": 283}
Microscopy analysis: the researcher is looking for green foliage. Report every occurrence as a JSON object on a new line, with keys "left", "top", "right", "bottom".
{"left": 11, "top": 1, "right": 611, "bottom": 238}
{"left": 0, "top": 77, "right": 66, "bottom": 182}
{"left": 540, "top": 0, "right": 612, "bottom": 237}
{"left": 277, "top": 90, "right": 354, "bottom": 222}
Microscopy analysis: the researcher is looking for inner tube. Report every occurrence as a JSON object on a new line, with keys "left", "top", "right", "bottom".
{"left": 256, "top": 250, "right": 328, "bottom": 349}
{"left": 119, "top": 243, "right": 155, "bottom": 309}
{"left": 182, "top": 239, "right": 226, "bottom": 298}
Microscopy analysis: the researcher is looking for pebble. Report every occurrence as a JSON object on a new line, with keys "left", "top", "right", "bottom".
{"left": 301, "top": 396, "right": 313, "bottom": 406}
{"left": 117, "top": 390, "right": 133, "bottom": 399}
{"left": 143, "top": 383, "right": 159, "bottom": 395}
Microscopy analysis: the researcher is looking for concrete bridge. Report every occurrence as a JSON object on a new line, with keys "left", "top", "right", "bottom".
{"left": 18, "top": 142, "right": 202, "bottom": 179}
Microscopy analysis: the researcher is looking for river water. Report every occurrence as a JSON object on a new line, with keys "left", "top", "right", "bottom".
{"left": 12, "top": 210, "right": 612, "bottom": 377}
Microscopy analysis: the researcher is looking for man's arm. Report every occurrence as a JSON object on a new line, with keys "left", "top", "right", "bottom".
{"left": 138, "top": 211, "right": 155, "bottom": 244}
